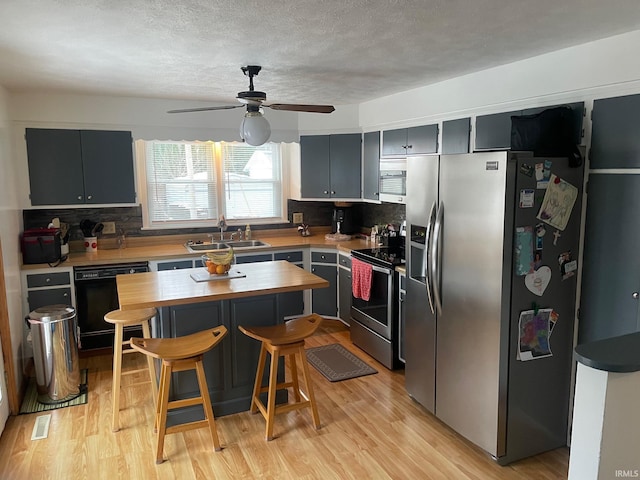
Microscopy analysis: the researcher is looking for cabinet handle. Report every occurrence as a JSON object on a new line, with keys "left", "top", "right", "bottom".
{"left": 46, "top": 278, "right": 51, "bottom": 283}
{"left": 63, "top": 293, "right": 68, "bottom": 297}
{"left": 331, "top": 191, "right": 335, "bottom": 195}
{"left": 406, "top": 144, "right": 412, "bottom": 149}
{"left": 321, "top": 255, "right": 325, "bottom": 259}
{"left": 633, "top": 292, "right": 639, "bottom": 299}
{"left": 312, "top": 268, "right": 315, "bottom": 273}
{"left": 173, "top": 266, "right": 178, "bottom": 270}
{"left": 323, "top": 190, "right": 329, "bottom": 194}
{"left": 77, "top": 195, "right": 83, "bottom": 200}
{"left": 87, "top": 195, "right": 92, "bottom": 200}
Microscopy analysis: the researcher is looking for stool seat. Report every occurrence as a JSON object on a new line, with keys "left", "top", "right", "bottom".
{"left": 130, "top": 325, "right": 227, "bottom": 464}
{"left": 105, "top": 307, "right": 157, "bottom": 433}
{"left": 239, "top": 313, "right": 323, "bottom": 441}
{"left": 105, "top": 308, "right": 158, "bottom": 326}
{"left": 238, "top": 313, "right": 322, "bottom": 345}
{"left": 130, "top": 328, "right": 226, "bottom": 361}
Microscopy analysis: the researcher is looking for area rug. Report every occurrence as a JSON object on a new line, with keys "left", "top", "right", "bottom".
{"left": 19, "top": 369, "right": 88, "bottom": 414}
{"left": 306, "top": 344, "right": 377, "bottom": 382}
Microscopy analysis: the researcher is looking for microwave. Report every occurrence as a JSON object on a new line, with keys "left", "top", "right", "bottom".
{"left": 379, "top": 158, "right": 406, "bottom": 203}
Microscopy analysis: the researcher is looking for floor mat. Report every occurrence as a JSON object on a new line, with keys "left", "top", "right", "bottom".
{"left": 306, "top": 344, "right": 377, "bottom": 382}
{"left": 19, "top": 369, "right": 88, "bottom": 414}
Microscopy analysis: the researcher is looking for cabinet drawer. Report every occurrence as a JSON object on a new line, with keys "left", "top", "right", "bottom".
{"left": 26, "top": 272, "right": 71, "bottom": 288}
{"left": 235, "top": 253, "right": 273, "bottom": 264}
{"left": 338, "top": 255, "right": 352, "bottom": 269}
{"left": 27, "top": 288, "right": 72, "bottom": 311}
{"left": 311, "top": 252, "right": 337, "bottom": 264}
{"left": 157, "top": 260, "right": 194, "bottom": 271}
{"left": 274, "top": 251, "right": 303, "bottom": 263}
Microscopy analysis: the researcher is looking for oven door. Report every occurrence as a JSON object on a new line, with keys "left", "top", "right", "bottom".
{"left": 351, "top": 263, "right": 393, "bottom": 339}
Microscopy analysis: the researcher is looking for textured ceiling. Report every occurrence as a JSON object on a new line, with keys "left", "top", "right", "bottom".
{"left": 1, "top": 0, "right": 640, "bottom": 107}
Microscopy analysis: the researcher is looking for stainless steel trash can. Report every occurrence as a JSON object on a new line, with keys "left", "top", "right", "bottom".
{"left": 27, "top": 305, "right": 81, "bottom": 404}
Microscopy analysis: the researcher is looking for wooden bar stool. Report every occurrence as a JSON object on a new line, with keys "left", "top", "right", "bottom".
{"left": 104, "top": 307, "right": 158, "bottom": 432}
{"left": 238, "top": 313, "right": 323, "bottom": 441}
{"left": 130, "top": 325, "right": 227, "bottom": 464}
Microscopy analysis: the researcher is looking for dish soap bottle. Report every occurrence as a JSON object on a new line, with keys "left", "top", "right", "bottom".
{"left": 245, "top": 224, "right": 251, "bottom": 240}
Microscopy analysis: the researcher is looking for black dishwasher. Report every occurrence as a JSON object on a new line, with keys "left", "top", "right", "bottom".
{"left": 74, "top": 262, "right": 149, "bottom": 350}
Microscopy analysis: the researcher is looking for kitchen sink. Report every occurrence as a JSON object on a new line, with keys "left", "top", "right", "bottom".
{"left": 224, "top": 240, "right": 271, "bottom": 249}
{"left": 184, "top": 240, "right": 270, "bottom": 253}
{"left": 184, "top": 242, "right": 229, "bottom": 253}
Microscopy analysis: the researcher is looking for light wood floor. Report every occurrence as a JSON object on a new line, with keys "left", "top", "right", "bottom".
{"left": 0, "top": 320, "right": 569, "bottom": 479}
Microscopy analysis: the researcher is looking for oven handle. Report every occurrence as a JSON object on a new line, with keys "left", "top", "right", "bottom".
{"left": 424, "top": 201, "right": 437, "bottom": 315}
{"left": 370, "top": 264, "right": 393, "bottom": 275}
{"left": 431, "top": 201, "right": 444, "bottom": 316}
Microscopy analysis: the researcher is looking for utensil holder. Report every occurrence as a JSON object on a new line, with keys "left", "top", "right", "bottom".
{"left": 84, "top": 236, "right": 98, "bottom": 253}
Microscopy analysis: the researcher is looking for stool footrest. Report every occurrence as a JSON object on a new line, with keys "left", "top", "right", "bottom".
{"left": 168, "top": 396, "right": 203, "bottom": 410}
{"left": 166, "top": 419, "right": 210, "bottom": 435}
{"left": 257, "top": 380, "right": 295, "bottom": 394}
{"left": 121, "top": 367, "right": 153, "bottom": 377}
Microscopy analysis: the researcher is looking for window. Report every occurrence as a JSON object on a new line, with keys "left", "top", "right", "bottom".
{"left": 136, "top": 140, "right": 288, "bottom": 229}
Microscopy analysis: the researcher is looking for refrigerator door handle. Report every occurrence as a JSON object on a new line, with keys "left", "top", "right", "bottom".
{"left": 424, "top": 201, "right": 437, "bottom": 314}
{"left": 431, "top": 201, "right": 444, "bottom": 316}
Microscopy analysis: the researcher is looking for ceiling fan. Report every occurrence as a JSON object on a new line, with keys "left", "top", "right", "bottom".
{"left": 167, "top": 65, "right": 335, "bottom": 146}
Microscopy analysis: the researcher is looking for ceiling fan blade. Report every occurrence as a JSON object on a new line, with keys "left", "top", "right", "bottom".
{"left": 266, "top": 104, "right": 335, "bottom": 114}
{"left": 167, "top": 105, "right": 243, "bottom": 114}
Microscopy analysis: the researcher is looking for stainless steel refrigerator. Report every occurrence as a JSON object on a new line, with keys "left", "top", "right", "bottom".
{"left": 405, "top": 151, "right": 584, "bottom": 464}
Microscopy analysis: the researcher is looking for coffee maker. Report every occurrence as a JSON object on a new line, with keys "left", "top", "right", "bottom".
{"left": 332, "top": 208, "right": 355, "bottom": 235}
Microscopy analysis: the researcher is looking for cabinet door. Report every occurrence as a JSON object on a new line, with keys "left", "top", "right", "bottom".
{"left": 590, "top": 95, "right": 640, "bottom": 168}
{"left": 363, "top": 131, "right": 380, "bottom": 201}
{"left": 330, "top": 134, "right": 361, "bottom": 198}
{"left": 81, "top": 130, "right": 136, "bottom": 204}
{"left": 408, "top": 124, "right": 438, "bottom": 154}
{"left": 579, "top": 174, "right": 640, "bottom": 343}
{"left": 338, "top": 267, "right": 352, "bottom": 325}
{"left": 27, "top": 288, "right": 72, "bottom": 312}
{"left": 235, "top": 253, "right": 272, "bottom": 264}
{"left": 300, "top": 135, "right": 331, "bottom": 198}
{"left": 442, "top": 118, "right": 470, "bottom": 154}
{"left": 157, "top": 260, "right": 194, "bottom": 271}
{"left": 167, "top": 301, "right": 226, "bottom": 402}
{"left": 311, "top": 264, "right": 337, "bottom": 316}
{"left": 25, "top": 128, "right": 85, "bottom": 205}
{"left": 381, "top": 128, "right": 408, "bottom": 156}
{"left": 475, "top": 110, "right": 522, "bottom": 150}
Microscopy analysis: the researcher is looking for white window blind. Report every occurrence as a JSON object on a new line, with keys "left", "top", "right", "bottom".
{"left": 139, "top": 140, "right": 286, "bottom": 229}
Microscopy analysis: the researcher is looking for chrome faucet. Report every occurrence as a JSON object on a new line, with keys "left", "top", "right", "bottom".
{"left": 217, "top": 215, "right": 227, "bottom": 241}
{"left": 230, "top": 228, "right": 243, "bottom": 241}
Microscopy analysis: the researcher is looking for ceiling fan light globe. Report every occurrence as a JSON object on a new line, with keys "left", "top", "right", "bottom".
{"left": 240, "top": 112, "right": 271, "bottom": 146}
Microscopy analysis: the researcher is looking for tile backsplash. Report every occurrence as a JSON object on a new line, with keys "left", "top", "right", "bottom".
{"left": 23, "top": 201, "right": 406, "bottom": 241}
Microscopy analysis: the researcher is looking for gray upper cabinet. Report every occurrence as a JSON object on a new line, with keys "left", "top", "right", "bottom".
{"left": 590, "top": 94, "right": 640, "bottom": 169}
{"left": 475, "top": 110, "right": 521, "bottom": 150}
{"left": 300, "top": 134, "right": 362, "bottom": 199}
{"left": 475, "top": 102, "right": 584, "bottom": 152}
{"left": 382, "top": 124, "right": 438, "bottom": 156}
{"left": 442, "top": 118, "right": 470, "bottom": 154}
{"left": 26, "top": 128, "right": 136, "bottom": 206}
{"left": 362, "top": 131, "right": 380, "bottom": 201}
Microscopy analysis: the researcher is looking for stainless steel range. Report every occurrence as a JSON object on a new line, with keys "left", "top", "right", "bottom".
{"left": 350, "top": 246, "right": 404, "bottom": 369}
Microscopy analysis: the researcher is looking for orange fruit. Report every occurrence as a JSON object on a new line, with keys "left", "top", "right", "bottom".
{"left": 216, "top": 264, "right": 226, "bottom": 274}
{"left": 207, "top": 263, "right": 216, "bottom": 274}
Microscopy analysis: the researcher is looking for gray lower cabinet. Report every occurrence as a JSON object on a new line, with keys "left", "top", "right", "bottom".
{"left": 300, "top": 134, "right": 362, "bottom": 199}
{"left": 338, "top": 267, "right": 352, "bottom": 325}
{"left": 157, "top": 259, "right": 194, "bottom": 271}
{"left": 24, "top": 269, "right": 73, "bottom": 312}
{"left": 25, "top": 128, "right": 135, "bottom": 205}
{"left": 157, "top": 292, "right": 293, "bottom": 421}
{"left": 310, "top": 251, "right": 337, "bottom": 316}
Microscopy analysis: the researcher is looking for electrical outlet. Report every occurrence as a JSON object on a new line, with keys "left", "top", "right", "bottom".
{"left": 292, "top": 212, "right": 303, "bottom": 224}
{"left": 102, "top": 221, "right": 116, "bottom": 235}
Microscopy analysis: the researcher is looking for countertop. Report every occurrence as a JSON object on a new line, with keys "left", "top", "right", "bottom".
{"left": 21, "top": 230, "right": 371, "bottom": 269}
{"left": 574, "top": 332, "right": 640, "bottom": 372}
{"left": 116, "top": 260, "right": 329, "bottom": 310}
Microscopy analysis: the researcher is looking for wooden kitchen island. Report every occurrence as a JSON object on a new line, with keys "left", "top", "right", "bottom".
{"left": 116, "top": 261, "right": 328, "bottom": 418}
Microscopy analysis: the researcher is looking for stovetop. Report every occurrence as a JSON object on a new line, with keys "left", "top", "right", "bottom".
{"left": 351, "top": 247, "right": 405, "bottom": 269}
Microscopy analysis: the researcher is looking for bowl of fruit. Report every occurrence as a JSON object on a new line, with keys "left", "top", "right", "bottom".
{"left": 201, "top": 248, "right": 235, "bottom": 275}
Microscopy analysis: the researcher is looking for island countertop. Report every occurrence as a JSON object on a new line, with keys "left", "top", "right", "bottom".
{"left": 116, "top": 260, "right": 328, "bottom": 310}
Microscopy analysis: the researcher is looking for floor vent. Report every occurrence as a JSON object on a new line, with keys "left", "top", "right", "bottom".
{"left": 31, "top": 413, "right": 51, "bottom": 440}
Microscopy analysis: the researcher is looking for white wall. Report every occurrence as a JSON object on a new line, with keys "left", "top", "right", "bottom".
{"left": 0, "top": 85, "right": 25, "bottom": 394}
{"left": 359, "top": 29, "right": 640, "bottom": 130}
